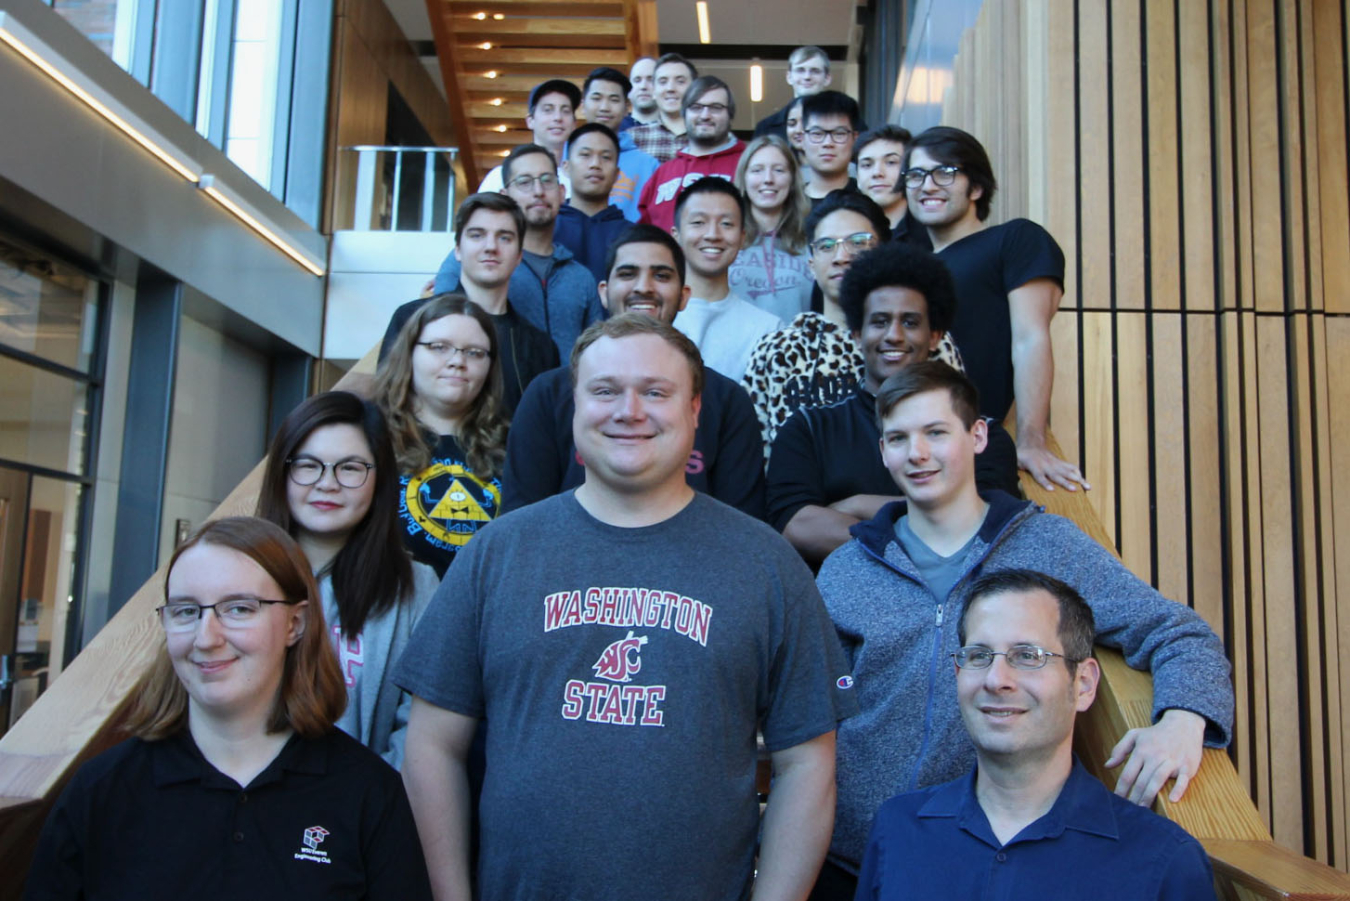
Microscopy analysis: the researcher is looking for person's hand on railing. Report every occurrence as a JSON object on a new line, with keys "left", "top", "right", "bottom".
{"left": 1017, "top": 439, "right": 1091, "bottom": 492}
{"left": 1105, "top": 707, "right": 1206, "bottom": 805}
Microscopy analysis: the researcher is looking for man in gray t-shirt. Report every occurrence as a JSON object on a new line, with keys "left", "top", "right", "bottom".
{"left": 397, "top": 314, "right": 856, "bottom": 901}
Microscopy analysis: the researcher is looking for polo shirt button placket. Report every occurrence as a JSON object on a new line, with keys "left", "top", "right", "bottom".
{"left": 233, "top": 831, "right": 244, "bottom": 843}
{"left": 995, "top": 851, "right": 1007, "bottom": 863}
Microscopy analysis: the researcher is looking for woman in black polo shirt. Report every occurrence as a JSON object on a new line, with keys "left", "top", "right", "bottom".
{"left": 24, "top": 517, "right": 432, "bottom": 900}
{"left": 373, "top": 294, "right": 509, "bottom": 577}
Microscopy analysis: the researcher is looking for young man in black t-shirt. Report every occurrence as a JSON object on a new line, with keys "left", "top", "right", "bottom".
{"left": 766, "top": 243, "right": 1019, "bottom": 565}
{"left": 904, "top": 125, "right": 1089, "bottom": 493}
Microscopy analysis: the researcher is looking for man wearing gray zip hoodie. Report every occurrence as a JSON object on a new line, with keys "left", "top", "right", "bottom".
{"left": 812, "top": 361, "right": 1233, "bottom": 900}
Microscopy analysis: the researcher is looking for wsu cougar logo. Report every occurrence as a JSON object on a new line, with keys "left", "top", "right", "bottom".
{"left": 591, "top": 630, "right": 648, "bottom": 683}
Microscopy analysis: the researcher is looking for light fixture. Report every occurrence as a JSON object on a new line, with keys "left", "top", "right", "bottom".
{"left": 0, "top": 18, "right": 197, "bottom": 181}
{"left": 492, "top": 13, "right": 505, "bottom": 19}
{"left": 499, "top": 150, "right": 510, "bottom": 157}
{"left": 479, "top": 41, "right": 493, "bottom": 50}
{"left": 0, "top": 11, "right": 325, "bottom": 276}
{"left": 750, "top": 62, "right": 763, "bottom": 102}
{"left": 199, "top": 177, "right": 325, "bottom": 277}
{"left": 695, "top": 1, "right": 711, "bottom": 44}
{"left": 484, "top": 70, "right": 498, "bottom": 78}
{"left": 495, "top": 124, "right": 509, "bottom": 132}
{"left": 489, "top": 97, "right": 504, "bottom": 106}
{"left": 473, "top": 11, "right": 487, "bottom": 19}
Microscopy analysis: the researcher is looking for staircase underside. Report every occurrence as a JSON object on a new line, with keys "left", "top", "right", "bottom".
{"left": 424, "top": 0, "right": 651, "bottom": 184}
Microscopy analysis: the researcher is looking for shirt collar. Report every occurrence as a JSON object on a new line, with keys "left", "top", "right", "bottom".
{"left": 151, "top": 728, "right": 329, "bottom": 790}
{"left": 918, "top": 757, "right": 1120, "bottom": 848}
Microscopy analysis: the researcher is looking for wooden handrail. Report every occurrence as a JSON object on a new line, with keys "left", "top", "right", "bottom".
{"left": 0, "top": 376, "right": 1347, "bottom": 898}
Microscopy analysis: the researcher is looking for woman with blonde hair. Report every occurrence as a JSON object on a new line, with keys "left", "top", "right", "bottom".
{"left": 25, "top": 517, "right": 431, "bottom": 899}
{"left": 372, "top": 293, "right": 508, "bottom": 576}
{"left": 729, "top": 134, "right": 816, "bottom": 322}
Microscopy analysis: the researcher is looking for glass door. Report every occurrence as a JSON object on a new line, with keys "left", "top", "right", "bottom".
{"left": 0, "top": 240, "right": 102, "bottom": 735}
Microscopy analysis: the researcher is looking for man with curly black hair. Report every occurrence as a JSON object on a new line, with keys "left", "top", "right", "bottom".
{"left": 765, "top": 242, "right": 1020, "bottom": 565}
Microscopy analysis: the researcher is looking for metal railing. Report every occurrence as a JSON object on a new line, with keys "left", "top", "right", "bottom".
{"left": 342, "top": 146, "right": 459, "bottom": 232}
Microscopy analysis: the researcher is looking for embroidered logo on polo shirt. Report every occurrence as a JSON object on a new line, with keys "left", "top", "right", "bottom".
{"left": 294, "top": 826, "right": 332, "bottom": 864}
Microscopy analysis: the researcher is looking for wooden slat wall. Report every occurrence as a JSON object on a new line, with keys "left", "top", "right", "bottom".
{"left": 937, "top": 0, "right": 1350, "bottom": 868}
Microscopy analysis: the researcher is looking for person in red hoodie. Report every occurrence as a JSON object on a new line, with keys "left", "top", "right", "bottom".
{"left": 638, "top": 76, "right": 746, "bottom": 232}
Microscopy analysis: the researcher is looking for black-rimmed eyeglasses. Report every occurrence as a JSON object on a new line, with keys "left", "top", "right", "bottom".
{"left": 286, "top": 457, "right": 374, "bottom": 489}
{"left": 805, "top": 127, "right": 856, "bottom": 144}
{"left": 903, "top": 165, "right": 962, "bottom": 188}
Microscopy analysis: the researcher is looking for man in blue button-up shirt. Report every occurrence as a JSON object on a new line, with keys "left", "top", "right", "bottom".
{"left": 854, "top": 569, "right": 1215, "bottom": 900}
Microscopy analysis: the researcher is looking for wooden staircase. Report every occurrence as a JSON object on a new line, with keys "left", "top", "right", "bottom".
{"left": 4, "top": 366, "right": 1350, "bottom": 898}
{"left": 423, "top": 0, "right": 656, "bottom": 185}
{"left": 1, "top": 4, "right": 1347, "bottom": 892}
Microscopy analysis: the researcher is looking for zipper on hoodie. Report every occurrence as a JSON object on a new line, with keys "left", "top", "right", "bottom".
{"left": 907, "top": 598, "right": 947, "bottom": 792}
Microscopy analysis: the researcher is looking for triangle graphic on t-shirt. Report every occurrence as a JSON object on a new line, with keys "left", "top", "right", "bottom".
{"left": 427, "top": 479, "right": 492, "bottom": 522}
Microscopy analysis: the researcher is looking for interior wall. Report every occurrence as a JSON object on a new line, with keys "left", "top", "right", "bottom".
{"left": 323, "top": 0, "right": 461, "bottom": 233}
{"left": 158, "top": 315, "right": 270, "bottom": 563}
{"left": 920, "top": 0, "right": 1350, "bottom": 868}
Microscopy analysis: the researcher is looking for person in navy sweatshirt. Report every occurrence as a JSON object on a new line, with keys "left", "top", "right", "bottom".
{"left": 555, "top": 123, "right": 632, "bottom": 283}
{"left": 578, "top": 66, "right": 660, "bottom": 220}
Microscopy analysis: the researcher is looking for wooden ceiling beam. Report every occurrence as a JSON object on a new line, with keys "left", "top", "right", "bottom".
{"left": 459, "top": 62, "right": 604, "bottom": 78}
{"left": 453, "top": 46, "right": 629, "bottom": 65}
{"left": 460, "top": 74, "right": 581, "bottom": 92}
{"left": 451, "top": 16, "right": 626, "bottom": 36}
{"left": 455, "top": 32, "right": 627, "bottom": 49}
{"left": 467, "top": 100, "right": 530, "bottom": 117}
{"left": 425, "top": 0, "right": 481, "bottom": 186}
{"left": 451, "top": 2, "right": 626, "bottom": 18}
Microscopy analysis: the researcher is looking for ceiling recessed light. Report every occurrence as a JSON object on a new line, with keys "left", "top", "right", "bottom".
{"left": 495, "top": 124, "right": 509, "bottom": 132}
{"left": 489, "top": 97, "right": 504, "bottom": 106}
{"left": 492, "top": 13, "right": 505, "bottom": 19}
{"left": 499, "top": 150, "right": 510, "bottom": 157}
{"left": 473, "top": 11, "right": 487, "bottom": 19}
{"left": 479, "top": 41, "right": 492, "bottom": 50}
{"left": 485, "top": 70, "right": 498, "bottom": 78}
{"left": 696, "top": 1, "right": 711, "bottom": 44}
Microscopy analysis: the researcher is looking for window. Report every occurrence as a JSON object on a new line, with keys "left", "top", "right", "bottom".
{"left": 224, "top": 0, "right": 285, "bottom": 189}
{"left": 0, "top": 240, "right": 104, "bottom": 732}
{"left": 45, "top": 0, "right": 331, "bottom": 225}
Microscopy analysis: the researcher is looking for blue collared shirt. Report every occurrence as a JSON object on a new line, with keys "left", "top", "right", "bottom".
{"left": 854, "top": 758, "right": 1215, "bottom": 901}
